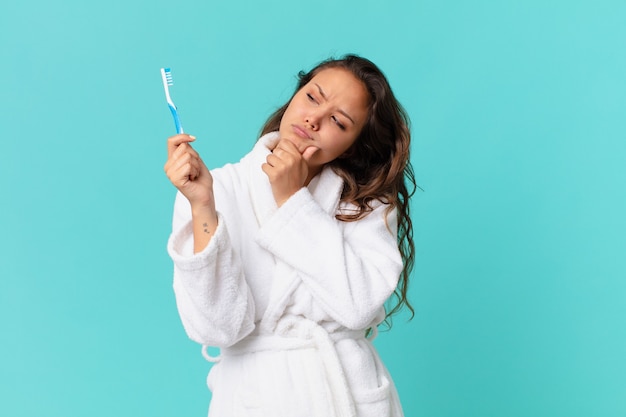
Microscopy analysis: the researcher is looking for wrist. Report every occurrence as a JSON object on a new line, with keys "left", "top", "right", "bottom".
{"left": 191, "top": 204, "right": 218, "bottom": 221}
{"left": 189, "top": 194, "right": 216, "bottom": 214}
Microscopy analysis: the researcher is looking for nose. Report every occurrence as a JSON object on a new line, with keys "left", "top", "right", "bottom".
{"left": 305, "top": 113, "right": 321, "bottom": 131}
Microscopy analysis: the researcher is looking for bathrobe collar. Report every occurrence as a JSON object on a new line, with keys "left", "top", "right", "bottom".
{"left": 247, "top": 132, "right": 344, "bottom": 226}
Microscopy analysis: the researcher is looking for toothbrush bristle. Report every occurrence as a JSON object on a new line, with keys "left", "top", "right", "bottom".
{"left": 164, "top": 68, "right": 174, "bottom": 86}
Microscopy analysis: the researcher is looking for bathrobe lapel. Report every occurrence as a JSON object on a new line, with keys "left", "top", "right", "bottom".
{"left": 247, "top": 132, "right": 280, "bottom": 227}
{"left": 247, "top": 132, "right": 344, "bottom": 331}
{"left": 247, "top": 132, "right": 344, "bottom": 223}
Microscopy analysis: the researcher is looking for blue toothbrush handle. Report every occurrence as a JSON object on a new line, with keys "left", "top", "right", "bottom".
{"left": 168, "top": 104, "right": 184, "bottom": 134}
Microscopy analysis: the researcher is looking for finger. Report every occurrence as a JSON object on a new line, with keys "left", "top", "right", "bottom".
{"left": 277, "top": 139, "right": 301, "bottom": 155}
{"left": 281, "top": 137, "right": 315, "bottom": 156}
{"left": 166, "top": 146, "right": 194, "bottom": 171}
{"left": 273, "top": 141, "right": 303, "bottom": 165}
{"left": 165, "top": 143, "right": 202, "bottom": 174}
{"left": 170, "top": 158, "right": 200, "bottom": 185}
{"left": 172, "top": 142, "right": 200, "bottom": 160}
{"left": 267, "top": 150, "right": 298, "bottom": 169}
{"left": 167, "top": 134, "right": 196, "bottom": 158}
{"left": 261, "top": 162, "right": 272, "bottom": 177}
{"left": 261, "top": 162, "right": 281, "bottom": 182}
{"left": 301, "top": 146, "right": 320, "bottom": 162}
{"left": 167, "top": 153, "right": 196, "bottom": 179}
{"left": 188, "top": 164, "right": 200, "bottom": 181}
{"left": 265, "top": 153, "right": 280, "bottom": 168}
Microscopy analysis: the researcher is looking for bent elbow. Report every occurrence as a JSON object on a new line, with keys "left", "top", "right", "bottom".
{"left": 183, "top": 313, "right": 255, "bottom": 347}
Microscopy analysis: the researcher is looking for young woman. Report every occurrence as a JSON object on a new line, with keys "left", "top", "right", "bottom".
{"left": 164, "top": 54, "right": 415, "bottom": 417}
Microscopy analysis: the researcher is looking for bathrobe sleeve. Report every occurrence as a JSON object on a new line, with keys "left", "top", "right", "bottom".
{"left": 255, "top": 188, "right": 403, "bottom": 330}
{"left": 167, "top": 191, "right": 256, "bottom": 347}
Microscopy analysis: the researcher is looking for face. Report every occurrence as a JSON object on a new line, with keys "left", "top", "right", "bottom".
{"left": 278, "top": 67, "right": 370, "bottom": 176}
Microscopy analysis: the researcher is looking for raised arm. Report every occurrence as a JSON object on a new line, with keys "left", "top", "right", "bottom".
{"left": 164, "top": 134, "right": 218, "bottom": 253}
{"left": 165, "top": 135, "right": 255, "bottom": 346}
{"left": 256, "top": 189, "right": 402, "bottom": 330}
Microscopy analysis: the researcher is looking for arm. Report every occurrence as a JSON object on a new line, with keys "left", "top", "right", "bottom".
{"left": 165, "top": 135, "right": 255, "bottom": 346}
{"left": 163, "top": 134, "right": 218, "bottom": 253}
{"left": 256, "top": 188, "right": 402, "bottom": 330}
{"left": 168, "top": 195, "right": 255, "bottom": 346}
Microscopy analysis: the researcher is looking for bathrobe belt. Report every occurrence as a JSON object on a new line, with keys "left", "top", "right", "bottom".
{"left": 203, "top": 319, "right": 364, "bottom": 417}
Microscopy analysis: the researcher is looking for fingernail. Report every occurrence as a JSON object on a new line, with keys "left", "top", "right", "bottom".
{"left": 189, "top": 135, "right": 196, "bottom": 140}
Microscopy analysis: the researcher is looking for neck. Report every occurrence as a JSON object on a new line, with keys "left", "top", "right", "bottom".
{"left": 304, "top": 165, "right": 323, "bottom": 186}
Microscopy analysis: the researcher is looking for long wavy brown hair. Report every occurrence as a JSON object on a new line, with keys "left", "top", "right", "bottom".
{"left": 260, "top": 54, "right": 416, "bottom": 324}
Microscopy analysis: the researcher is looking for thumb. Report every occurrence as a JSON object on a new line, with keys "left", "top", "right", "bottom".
{"left": 301, "top": 146, "right": 319, "bottom": 162}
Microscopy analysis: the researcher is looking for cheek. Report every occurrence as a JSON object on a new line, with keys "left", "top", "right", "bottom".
{"left": 278, "top": 110, "right": 292, "bottom": 131}
{"left": 324, "top": 136, "right": 352, "bottom": 159}
{"left": 338, "top": 133, "right": 359, "bottom": 151}
{"left": 279, "top": 102, "right": 298, "bottom": 127}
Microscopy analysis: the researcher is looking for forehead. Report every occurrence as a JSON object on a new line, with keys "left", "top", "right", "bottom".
{"left": 308, "top": 68, "right": 370, "bottom": 114}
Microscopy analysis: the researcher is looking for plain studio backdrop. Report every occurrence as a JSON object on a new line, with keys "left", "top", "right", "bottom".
{"left": 1, "top": 0, "right": 625, "bottom": 416}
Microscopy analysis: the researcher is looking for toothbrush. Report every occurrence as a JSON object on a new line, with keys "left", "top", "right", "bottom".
{"left": 160, "top": 67, "right": 184, "bottom": 134}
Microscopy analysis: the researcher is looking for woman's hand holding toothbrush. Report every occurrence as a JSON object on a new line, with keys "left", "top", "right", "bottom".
{"left": 164, "top": 134, "right": 217, "bottom": 253}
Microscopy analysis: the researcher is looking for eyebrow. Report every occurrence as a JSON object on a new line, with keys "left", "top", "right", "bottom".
{"left": 314, "top": 83, "right": 356, "bottom": 125}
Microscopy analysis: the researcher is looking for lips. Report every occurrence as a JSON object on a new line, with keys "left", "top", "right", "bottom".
{"left": 291, "top": 124, "right": 312, "bottom": 140}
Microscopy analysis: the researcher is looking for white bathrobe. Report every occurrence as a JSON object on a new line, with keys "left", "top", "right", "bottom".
{"left": 167, "top": 132, "right": 405, "bottom": 417}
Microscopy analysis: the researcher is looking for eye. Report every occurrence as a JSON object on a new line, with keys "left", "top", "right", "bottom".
{"left": 306, "top": 93, "right": 318, "bottom": 103}
{"left": 332, "top": 116, "right": 346, "bottom": 131}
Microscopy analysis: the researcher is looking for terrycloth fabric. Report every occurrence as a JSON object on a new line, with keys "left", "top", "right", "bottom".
{"left": 167, "top": 132, "right": 405, "bottom": 417}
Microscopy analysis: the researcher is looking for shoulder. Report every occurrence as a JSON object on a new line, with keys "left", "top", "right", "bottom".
{"left": 338, "top": 199, "right": 398, "bottom": 237}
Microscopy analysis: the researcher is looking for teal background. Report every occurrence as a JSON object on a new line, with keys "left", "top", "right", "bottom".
{"left": 1, "top": 0, "right": 625, "bottom": 416}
